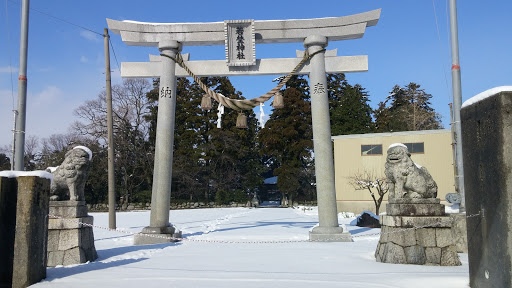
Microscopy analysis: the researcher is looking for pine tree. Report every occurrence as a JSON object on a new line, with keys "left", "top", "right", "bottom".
{"left": 258, "top": 75, "right": 315, "bottom": 203}
{"left": 374, "top": 82, "right": 443, "bottom": 132}
{"left": 146, "top": 76, "right": 262, "bottom": 203}
{"left": 0, "top": 154, "right": 11, "bottom": 170}
{"left": 328, "top": 73, "right": 374, "bottom": 135}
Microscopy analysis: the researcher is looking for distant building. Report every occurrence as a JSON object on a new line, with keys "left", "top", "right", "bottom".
{"left": 260, "top": 176, "right": 281, "bottom": 205}
{"left": 332, "top": 129, "right": 455, "bottom": 214}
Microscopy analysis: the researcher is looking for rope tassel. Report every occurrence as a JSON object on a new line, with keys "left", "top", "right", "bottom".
{"left": 201, "top": 94, "right": 212, "bottom": 110}
{"left": 272, "top": 91, "right": 284, "bottom": 109}
{"left": 236, "top": 112, "right": 248, "bottom": 129}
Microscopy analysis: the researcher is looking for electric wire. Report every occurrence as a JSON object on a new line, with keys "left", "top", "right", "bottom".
{"left": 431, "top": 0, "right": 452, "bottom": 102}
{"left": 7, "top": 0, "right": 103, "bottom": 37}
{"left": 109, "top": 37, "right": 121, "bottom": 72}
{"left": 4, "top": 0, "right": 15, "bottom": 110}
{"left": 7, "top": 0, "right": 122, "bottom": 76}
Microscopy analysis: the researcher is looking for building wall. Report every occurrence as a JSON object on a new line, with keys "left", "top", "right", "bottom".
{"left": 332, "top": 129, "right": 455, "bottom": 214}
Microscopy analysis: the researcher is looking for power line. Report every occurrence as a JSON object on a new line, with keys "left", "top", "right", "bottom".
{"left": 7, "top": 0, "right": 103, "bottom": 37}
{"left": 4, "top": 0, "right": 15, "bottom": 109}
{"left": 109, "top": 37, "right": 121, "bottom": 72}
{"left": 431, "top": 0, "right": 451, "bottom": 102}
{"left": 7, "top": 0, "right": 123, "bottom": 76}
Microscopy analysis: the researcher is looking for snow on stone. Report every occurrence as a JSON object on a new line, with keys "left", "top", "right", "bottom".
{"left": 461, "top": 86, "right": 512, "bottom": 109}
{"left": 445, "top": 203, "right": 461, "bottom": 214}
{"left": 47, "top": 167, "right": 57, "bottom": 173}
{"left": 415, "top": 163, "right": 423, "bottom": 169}
{"left": 73, "top": 145, "right": 93, "bottom": 160}
{"left": 388, "top": 143, "right": 407, "bottom": 150}
{"left": 0, "top": 170, "right": 53, "bottom": 180}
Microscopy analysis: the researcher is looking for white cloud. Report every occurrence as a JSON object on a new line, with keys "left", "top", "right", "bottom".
{"left": 0, "top": 86, "right": 80, "bottom": 151}
{"left": 80, "top": 56, "right": 89, "bottom": 63}
{"left": 0, "top": 66, "right": 18, "bottom": 73}
{"left": 0, "top": 86, "right": 82, "bottom": 147}
{"left": 80, "top": 30, "right": 101, "bottom": 42}
{"left": 0, "top": 90, "right": 18, "bottom": 148}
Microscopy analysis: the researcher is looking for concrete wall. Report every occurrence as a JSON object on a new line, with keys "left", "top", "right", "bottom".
{"left": 461, "top": 90, "right": 512, "bottom": 287}
{"left": 0, "top": 176, "right": 50, "bottom": 288}
{"left": 0, "top": 177, "right": 16, "bottom": 286}
{"left": 332, "top": 130, "right": 455, "bottom": 214}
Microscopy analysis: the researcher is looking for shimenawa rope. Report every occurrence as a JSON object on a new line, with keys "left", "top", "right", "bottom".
{"left": 160, "top": 49, "right": 326, "bottom": 111}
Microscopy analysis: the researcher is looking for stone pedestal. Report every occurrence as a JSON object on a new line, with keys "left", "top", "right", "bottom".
{"left": 47, "top": 201, "right": 97, "bottom": 267}
{"left": 134, "top": 226, "right": 182, "bottom": 245}
{"left": 449, "top": 213, "right": 468, "bottom": 253}
{"left": 375, "top": 199, "right": 461, "bottom": 266}
{"left": 309, "top": 226, "right": 352, "bottom": 242}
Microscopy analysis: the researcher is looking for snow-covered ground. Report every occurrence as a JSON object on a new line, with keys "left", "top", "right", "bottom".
{"left": 32, "top": 207, "right": 469, "bottom": 288}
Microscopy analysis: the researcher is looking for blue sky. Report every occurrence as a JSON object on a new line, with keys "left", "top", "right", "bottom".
{"left": 0, "top": 0, "right": 511, "bottom": 149}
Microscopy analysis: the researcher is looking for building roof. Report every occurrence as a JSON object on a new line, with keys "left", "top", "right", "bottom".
{"left": 331, "top": 129, "right": 451, "bottom": 140}
{"left": 263, "top": 176, "right": 278, "bottom": 185}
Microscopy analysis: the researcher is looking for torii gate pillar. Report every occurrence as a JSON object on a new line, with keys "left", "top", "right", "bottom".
{"left": 305, "top": 35, "right": 351, "bottom": 242}
{"left": 134, "top": 40, "right": 182, "bottom": 245}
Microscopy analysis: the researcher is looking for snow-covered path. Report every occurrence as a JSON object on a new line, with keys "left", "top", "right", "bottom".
{"left": 32, "top": 207, "right": 469, "bottom": 288}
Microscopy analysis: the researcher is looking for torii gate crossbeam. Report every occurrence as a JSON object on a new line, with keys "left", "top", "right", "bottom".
{"left": 107, "top": 9, "right": 380, "bottom": 244}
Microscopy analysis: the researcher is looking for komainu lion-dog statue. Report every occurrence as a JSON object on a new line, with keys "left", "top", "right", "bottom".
{"left": 47, "top": 146, "right": 92, "bottom": 201}
{"left": 384, "top": 144, "right": 437, "bottom": 199}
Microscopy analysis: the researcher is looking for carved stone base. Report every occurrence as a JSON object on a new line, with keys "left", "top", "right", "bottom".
{"left": 134, "top": 225, "right": 182, "bottom": 245}
{"left": 309, "top": 226, "right": 352, "bottom": 242}
{"left": 47, "top": 201, "right": 98, "bottom": 267}
{"left": 375, "top": 200, "right": 461, "bottom": 266}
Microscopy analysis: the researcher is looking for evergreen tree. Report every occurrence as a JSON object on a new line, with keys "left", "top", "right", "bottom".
{"left": 374, "top": 83, "right": 443, "bottom": 132}
{"left": 146, "top": 76, "right": 262, "bottom": 203}
{"left": 0, "top": 154, "right": 10, "bottom": 170}
{"left": 327, "top": 73, "right": 374, "bottom": 135}
{"left": 198, "top": 77, "right": 262, "bottom": 203}
{"left": 258, "top": 75, "right": 315, "bottom": 204}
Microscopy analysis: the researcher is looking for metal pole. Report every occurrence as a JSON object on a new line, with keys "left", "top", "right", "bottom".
{"left": 104, "top": 28, "right": 116, "bottom": 229}
{"left": 11, "top": 110, "right": 17, "bottom": 170}
{"left": 14, "top": 0, "right": 29, "bottom": 171}
{"left": 449, "top": 103, "right": 458, "bottom": 192}
{"left": 449, "top": 0, "right": 465, "bottom": 212}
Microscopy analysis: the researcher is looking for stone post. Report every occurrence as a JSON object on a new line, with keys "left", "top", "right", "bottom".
{"left": 305, "top": 35, "right": 351, "bottom": 242}
{"left": 0, "top": 175, "right": 50, "bottom": 288}
{"left": 461, "top": 89, "right": 512, "bottom": 287}
{"left": 134, "top": 40, "right": 182, "bottom": 245}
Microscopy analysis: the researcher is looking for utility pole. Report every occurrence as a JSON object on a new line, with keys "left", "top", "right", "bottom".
{"left": 14, "top": 0, "right": 30, "bottom": 171}
{"left": 11, "top": 110, "right": 17, "bottom": 170}
{"left": 449, "top": 0, "right": 465, "bottom": 212}
{"left": 104, "top": 28, "right": 116, "bottom": 229}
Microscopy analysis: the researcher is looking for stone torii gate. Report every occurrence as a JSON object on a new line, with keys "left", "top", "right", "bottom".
{"left": 107, "top": 9, "right": 380, "bottom": 244}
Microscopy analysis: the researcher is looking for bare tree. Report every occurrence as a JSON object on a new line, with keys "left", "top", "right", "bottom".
{"left": 73, "top": 78, "right": 153, "bottom": 203}
{"left": 39, "top": 132, "right": 86, "bottom": 168}
{"left": 73, "top": 78, "right": 152, "bottom": 143}
{"left": 349, "top": 170, "right": 389, "bottom": 214}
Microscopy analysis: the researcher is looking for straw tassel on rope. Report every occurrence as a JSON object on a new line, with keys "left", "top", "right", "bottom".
{"left": 201, "top": 94, "right": 212, "bottom": 110}
{"left": 272, "top": 91, "right": 284, "bottom": 109}
{"left": 236, "top": 112, "right": 248, "bottom": 129}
